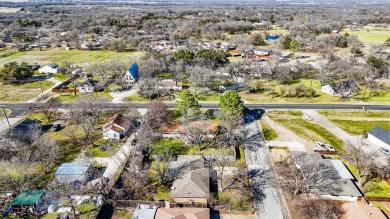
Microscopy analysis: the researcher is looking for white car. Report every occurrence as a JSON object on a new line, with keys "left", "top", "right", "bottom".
{"left": 325, "top": 144, "right": 336, "bottom": 151}
{"left": 379, "top": 147, "right": 390, "bottom": 156}
{"left": 315, "top": 142, "right": 326, "bottom": 150}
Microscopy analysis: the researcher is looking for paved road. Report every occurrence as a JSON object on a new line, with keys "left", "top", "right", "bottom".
{"left": 244, "top": 121, "right": 290, "bottom": 219}
{"left": 1, "top": 103, "right": 390, "bottom": 116}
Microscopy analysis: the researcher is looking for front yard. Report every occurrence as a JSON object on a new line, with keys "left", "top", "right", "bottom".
{"left": 267, "top": 110, "right": 344, "bottom": 151}
{"left": 318, "top": 110, "right": 390, "bottom": 135}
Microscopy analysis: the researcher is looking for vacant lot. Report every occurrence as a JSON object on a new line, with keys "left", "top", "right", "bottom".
{"left": 340, "top": 25, "right": 390, "bottom": 44}
{"left": 268, "top": 110, "right": 344, "bottom": 151}
{"left": 0, "top": 49, "right": 144, "bottom": 67}
{"left": 0, "top": 80, "right": 54, "bottom": 102}
{"left": 318, "top": 110, "right": 390, "bottom": 135}
{"left": 0, "top": 7, "right": 21, "bottom": 13}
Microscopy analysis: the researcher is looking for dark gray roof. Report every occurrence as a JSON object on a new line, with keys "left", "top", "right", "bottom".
{"left": 171, "top": 168, "right": 210, "bottom": 198}
{"left": 369, "top": 126, "right": 390, "bottom": 145}
{"left": 79, "top": 79, "right": 98, "bottom": 87}
{"left": 329, "top": 80, "right": 359, "bottom": 94}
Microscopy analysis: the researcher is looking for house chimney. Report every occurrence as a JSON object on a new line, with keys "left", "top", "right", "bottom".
{"left": 165, "top": 201, "right": 170, "bottom": 208}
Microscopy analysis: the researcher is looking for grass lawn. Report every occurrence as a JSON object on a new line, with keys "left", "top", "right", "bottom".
{"left": 0, "top": 49, "right": 144, "bottom": 67}
{"left": 340, "top": 25, "right": 390, "bottom": 44}
{"left": 0, "top": 80, "right": 54, "bottom": 102}
{"left": 365, "top": 180, "right": 390, "bottom": 197}
{"left": 318, "top": 110, "right": 390, "bottom": 135}
{"left": 53, "top": 73, "right": 71, "bottom": 82}
{"left": 240, "top": 79, "right": 390, "bottom": 104}
{"left": 195, "top": 92, "right": 222, "bottom": 102}
{"left": 268, "top": 110, "right": 344, "bottom": 151}
{"left": 86, "top": 139, "right": 121, "bottom": 157}
{"left": 155, "top": 186, "right": 171, "bottom": 201}
{"left": 127, "top": 93, "right": 149, "bottom": 102}
{"left": 56, "top": 90, "right": 113, "bottom": 102}
{"left": 259, "top": 119, "right": 278, "bottom": 141}
{"left": 112, "top": 209, "right": 132, "bottom": 219}
{"left": 0, "top": 108, "right": 10, "bottom": 118}
{"left": 28, "top": 111, "right": 61, "bottom": 125}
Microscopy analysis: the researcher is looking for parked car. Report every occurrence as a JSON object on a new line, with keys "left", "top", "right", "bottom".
{"left": 50, "top": 124, "right": 61, "bottom": 132}
{"left": 315, "top": 142, "right": 326, "bottom": 150}
{"left": 379, "top": 147, "right": 390, "bottom": 156}
{"left": 325, "top": 144, "right": 336, "bottom": 151}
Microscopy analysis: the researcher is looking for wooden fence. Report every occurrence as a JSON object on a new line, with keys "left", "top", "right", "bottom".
{"left": 313, "top": 150, "right": 340, "bottom": 155}
{"left": 113, "top": 200, "right": 208, "bottom": 209}
{"left": 365, "top": 196, "right": 390, "bottom": 202}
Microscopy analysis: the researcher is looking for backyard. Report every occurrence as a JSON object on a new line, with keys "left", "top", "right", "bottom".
{"left": 267, "top": 110, "right": 344, "bottom": 151}
{"left": 318, "top": 110, "right": 390, "bottom": 135}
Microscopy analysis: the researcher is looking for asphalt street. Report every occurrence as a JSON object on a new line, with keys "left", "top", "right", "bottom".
{"left": 2, "top": 102, "right": 390, "bottom": 117}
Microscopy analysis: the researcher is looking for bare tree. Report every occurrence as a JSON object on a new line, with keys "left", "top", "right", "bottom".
{"left": 33, "top": 135, "right": 63, "bottom": 174}
{"left": 276, "top": 154, "right": 342, "bottom": 198}
{"left": 141, "top": 100, "right": 170, "bottom": 131}
{"left": 32, "top": 96, "right": 60, "bottom": 122}
{"left": 342, "top": 138, "right": 377, "bottom": 190}
{"left": 297, "top": 199, "right": 345, "bottom": 219}
{"left": 186, "top": 119, "right": 209, "bottom": 152}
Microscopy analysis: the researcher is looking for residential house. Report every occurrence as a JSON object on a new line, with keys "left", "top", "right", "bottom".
{"left": 10, "top": 190, "right": 45, "bottom": 214}
{"left": 321, "top": 80, "right": 359, "bottom": 97}
{"left": 102, "top": 114, "right": 128, "bottom": 140}
{"left": 367, "top": 126, "right": 390, "bottom": 148}
{"left": 72, "top": 69, "right": 82, "bottom": 75}
{"left": 219, "top": 82, "right": 246, "bottom": 93}
{"left": 158, "top": 79, "right": 183, "bottom": 91}
{"left": 292, "top": 152, "right": 362, "bottom": 201}
{"left": 5, "top": 118, "right": 41, "bottom": 143}
{"left": 342, "top": 202, "right": 387, "bottom": 219}
{"left": 78, "top": 79, "right": 99, "bottom": 93}
{"left": 155, "top": 207, "right": 210, "bottom": 219}
{"left": 123, "top": 63, "right": 139, "bottom": 86}
{"left": 55, "top": 162, "right": 93, "bottom": 183}
{"left": 169, "top": 156, "right": 210, "bottom": 204}
{"left": 38, "top": 63, "right": 59, "bottom": 74}
{"left": 253, "top": 48, "right": 270, "bottom": 56}
{"left": 331, "top": 30, "right": 340, "bottom": 36}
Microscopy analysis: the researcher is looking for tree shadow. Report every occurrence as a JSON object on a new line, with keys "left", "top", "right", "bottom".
{"left": 243, "top": 109, "right": 265, "bottom": 123}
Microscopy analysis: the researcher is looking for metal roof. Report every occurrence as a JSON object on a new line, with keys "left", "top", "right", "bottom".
{"left": 10, "top": 190, "right": 45, "bottom": 206}
{"left": 330, "top": 159, "right": 355, "bottom": 180}
{"left": 133, "top": 208, "right": 157, "bottom": 219}
{"left": 127, "top": 63, "right": 139, "bottom": 79}
{"left": 55, "top": 162, "right": 91, "bottom": 175}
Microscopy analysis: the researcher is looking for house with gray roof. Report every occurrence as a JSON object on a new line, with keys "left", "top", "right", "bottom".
{"left": 367, "top": 126, "right": 390, "bottom": 148}
{"left": 171, "top": 168, "right": 210, "bottom": 204}
{"left": 292, "top": 152, "right": 362, "bottom": 201}
{"left": 321, "top": 80, "right": 359, "bottom": 97}
{"left": 78, "top": 79, "right": 99, "bottom": 93}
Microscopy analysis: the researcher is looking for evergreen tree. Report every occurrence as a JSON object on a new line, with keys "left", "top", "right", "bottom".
{"left": 219, "top": 90, "right": 245, "bottom": 118}
{"left": 175, "top": 91, "right": 200, "bottom": 120}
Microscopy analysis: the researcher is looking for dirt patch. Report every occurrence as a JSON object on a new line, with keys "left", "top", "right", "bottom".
{"left": 270, "top": 149, "right": 289, "bottom": 162}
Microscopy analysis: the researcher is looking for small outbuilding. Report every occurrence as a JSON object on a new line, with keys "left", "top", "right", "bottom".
{"left": 55, "top": 162, "right": 93, "bottom": 183}
{"left": 10, "top": 190, "right": 45, "bottom": 214}
{"left": 38, "top": 63, "right": 59, "bottom": 74}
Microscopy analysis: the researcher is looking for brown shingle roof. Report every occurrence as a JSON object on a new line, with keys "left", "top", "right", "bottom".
{"left": 171, "top": 168, "right": 209, "bottom": 199}
{"left": 155, "top": 208, "right": 210, "bottom": 219}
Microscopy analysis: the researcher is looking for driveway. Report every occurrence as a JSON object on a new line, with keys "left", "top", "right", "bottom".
{"left": 244, "top": 121, "right": 290, "bottom": 219}
{"left": 301, "top": 109, "right": 388, "bottom": 165}
{"left": 27, "top": 77, "right": 62, "bottom": 103}
{"left": 262, "top": 116, "right": 314, "bottom": 151}
{"left": 266, "top": 141, "right": 306, "bottom": 152}
{"left": 110, "top": 87, "right": 139, "bottom": 103}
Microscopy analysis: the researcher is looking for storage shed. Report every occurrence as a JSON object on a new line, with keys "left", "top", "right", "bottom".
{"left": 10, "top": 190, "right": 45, "bottom": 213}
{"left": 55, "top": 162, "right": 92, "bottom": 183}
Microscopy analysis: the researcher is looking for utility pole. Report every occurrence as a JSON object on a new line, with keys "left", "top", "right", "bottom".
{"left": 0, "top": 105, "right": 11, "bottom": 127}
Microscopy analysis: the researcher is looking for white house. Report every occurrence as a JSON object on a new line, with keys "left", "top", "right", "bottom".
{"left": 78, "top": 79, "right": 98, "bottom": 93}
{"left": 158, "top": 79, "right": 183, "bottom": 90}
{"left": 321, "top": 80, "right": 359, "bottom": 97}
{"left": 38, "top": 63, "right": 59, "bottom": 74}
{"left": 123, "top": 63, "right": 139, "bottom": 86}
{"left": 253, "top": 48, "right": 270, "bottom": 56}
{"left": 102, "top": 114, "right": 128, "bottom": 140}
{"left": 367, "top": 126, "right": 390, "bottom": 148}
